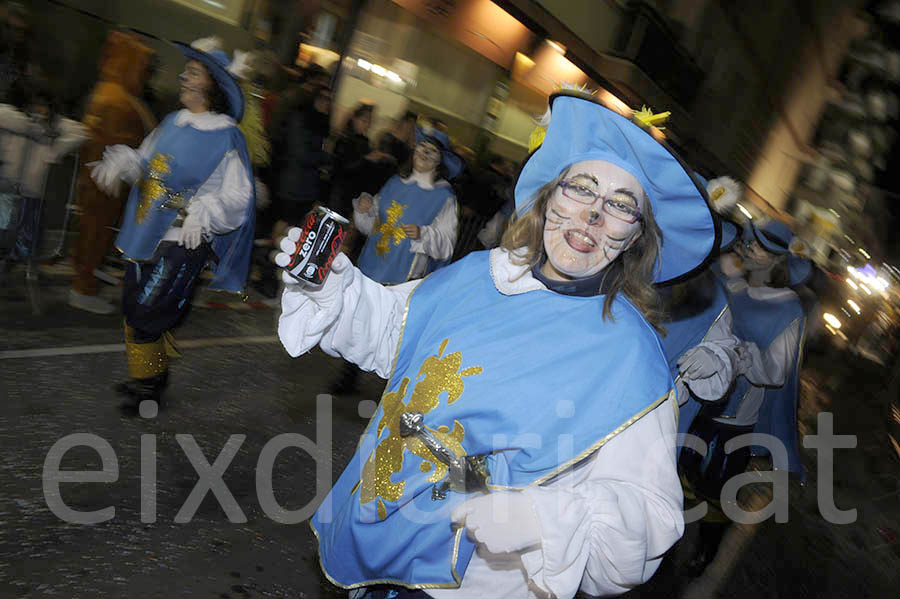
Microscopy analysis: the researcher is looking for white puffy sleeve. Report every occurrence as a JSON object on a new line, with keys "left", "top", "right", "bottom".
{"left": 186, "top": 150, "right": 253, "bottom": 237}
{"left": 518, "top": 397, "right": 684, "bottom": 598}
{"left": 90, "top": 126, "right": 160, "bottom": 194}
{"left": 734, "top": 317, "right": 804, "bottom": 387}
{"left": 353, "top": 193, "right": 379, "bottom": 236}
{"left": 278, "top": 259, "right": 421, "bottom": 378}
{"left": 409, "top": 195, "right": 457, "bottom": 261}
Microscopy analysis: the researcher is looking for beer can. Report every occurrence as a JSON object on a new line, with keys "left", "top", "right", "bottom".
{"left": 281, "top": 207, "right": 349, "bottom": 285}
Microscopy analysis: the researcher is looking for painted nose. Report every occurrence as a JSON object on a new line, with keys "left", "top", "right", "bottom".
{"left": 583, "top": 206, "right": 604, "bottom": 226}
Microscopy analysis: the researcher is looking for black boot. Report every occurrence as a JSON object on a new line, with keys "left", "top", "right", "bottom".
{"left": 116, "top": 371, "right": 169, "bottom": 412}
{"left": 684, "top": 521, "right": 727, "bottom": 578}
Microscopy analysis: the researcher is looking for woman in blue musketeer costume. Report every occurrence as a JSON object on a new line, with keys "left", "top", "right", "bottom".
{"left": 277, "top": 90, "right": 716, "bottom": 598}
{"left": 328, "top": 126, "right": 462, "bottom": 396}
{"left": 678, "top": 217, "right": 810, "bottom": 577}
{"left": 90, "top": 37, "right": 255, "bottom": 411}
{"left": 353, "top": 125, "right": 461, "bottom": 285}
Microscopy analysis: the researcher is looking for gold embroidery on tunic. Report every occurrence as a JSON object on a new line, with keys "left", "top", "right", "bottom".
{"left": 359, "top": 338, "right": 483, "bottom": 519}
{"left": 136, "top": 153, "right": 172, "bottom": 223}
{"left": 374, "top": 200, "right": 408, "bottom": 257}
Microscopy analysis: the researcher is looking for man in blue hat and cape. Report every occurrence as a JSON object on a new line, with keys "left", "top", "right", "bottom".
{"left": 89, "top": 36, "right": 256, "bottom": 411}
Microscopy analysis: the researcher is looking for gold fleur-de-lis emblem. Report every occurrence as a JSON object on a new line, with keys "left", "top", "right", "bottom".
{"left": 374, "top": 200, "right": 408, "bottom": 257}
{"left": 357, "top": 338, "right": 483, "bottom": 520}
{"left": 136, "top": 153, "right": 172, "bottom": 223}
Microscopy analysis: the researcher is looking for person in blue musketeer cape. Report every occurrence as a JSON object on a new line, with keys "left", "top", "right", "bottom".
{"left": 276, "top": 89, "right": 716, "bottom": 599}
{"left": 678, "top": 215, "right": 810, "bottom": 577}
{"left": 327, "top": 124, "right": 463, "bottom": 397}
{"left": 354, "top": 123, "right": 462, "bottom": 285}
{"left": 89, "top": 37, "right": 255, "bottom": 411}
{"left": 659, "top": 208, "right": 744, "bottom": 437}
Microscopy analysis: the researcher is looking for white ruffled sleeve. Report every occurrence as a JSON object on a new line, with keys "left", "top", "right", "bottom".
{"left": 278, "top": 260, "right": 421, "bottom": 378}
{"left": 409, "top": 195, "right": 457, "bottom": 261}
{"left": 733, "top": 317, "right": 803, "bottom": 387}
{"left": 517, "top": 397, "right": 684, "bottom": 598}
{"left": 186, "top": 150, "right": 252, "bottom": 237}
{"left": 90, "top": 127, "right": 160, "bottom": 194}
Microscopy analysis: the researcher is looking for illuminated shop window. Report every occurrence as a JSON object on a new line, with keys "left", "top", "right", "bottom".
{"left": 169, "top": 0, "right": 246, "bottom": 24}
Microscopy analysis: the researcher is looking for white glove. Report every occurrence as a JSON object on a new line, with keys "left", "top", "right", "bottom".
{"left": 356, "top": 193, "right": 374, "bottom": 213}
{"left": 276, "top": 230, "right": 352, "bottom": 311}
{"left": 677, "top": 346, "right": 724, "bottom": 381}
{"left": 451, "top": 491, "right": 542, "bottom": 554}
{"left": 177, "top": 212, "right": 205, "bottom": 250}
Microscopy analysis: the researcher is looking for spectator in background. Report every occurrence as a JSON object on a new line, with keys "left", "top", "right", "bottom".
{"left": 342, "top": 133, "right": 401, "bottom": 207}
{"left": 253, "top": 82, "right": 332, "bottom": 299}
{"left": 379, "top": 109, "right": 417, "bottom": 167}
{"left": 269, "top": 81, "right": 331, "bottom": 227}
{"left": 69, "top": 31, "right": 157, "bottom": 314}
{"left": 456, "top": 154, "right": 514, "bottom": 258}
{"left": 0, "top": 1, "right": 32, "bottom": 105}
{"left": 329, "top": 102, "right": 374, "bottom": 217}
{"left": 0, "top": 77, "right": 88, "bottom": 264}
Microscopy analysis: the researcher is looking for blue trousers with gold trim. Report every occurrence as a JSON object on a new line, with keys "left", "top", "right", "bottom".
{"left": 123, "top": 241, "right": 209, "bottom": 343}
{"left": 121, "top": 242, "right": 208, "bottom": 380}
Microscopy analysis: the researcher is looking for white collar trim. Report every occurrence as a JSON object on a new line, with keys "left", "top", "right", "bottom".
{"left": 399, "top": 174, "right": 451, "bottom": 190}
{"left": 726, "top": 276, "right": 797, "bottom": 301}
{"left": 174, "top": 109, "right": 235, "bottom": 130}
{"left": 489, "top": 248, "right": 546, "bottom": 295}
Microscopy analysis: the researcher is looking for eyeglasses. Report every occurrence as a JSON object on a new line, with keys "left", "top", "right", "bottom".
{"left": 558, "top": 180, "right": 643, "bottom": 224}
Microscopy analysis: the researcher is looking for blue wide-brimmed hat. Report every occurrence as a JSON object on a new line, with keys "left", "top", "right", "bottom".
{"left": 515, "top": 91, "right": 716, "bottom": 283}
{"left": 745, "top": 220, "right": 812, "bottom": 286}
{"left": 174, "top": 40, "right": 244, "bottom": 122}
{"left": 414, "top": 127, "right": 463, "bottom": 180}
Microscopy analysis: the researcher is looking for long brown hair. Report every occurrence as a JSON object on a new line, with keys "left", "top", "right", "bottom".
{"left": 500, "top": 167, "right": 665, "bottom": 329}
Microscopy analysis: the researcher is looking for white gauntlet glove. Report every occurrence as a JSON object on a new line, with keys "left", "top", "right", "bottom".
{"left": 177, "top": 212, "right": 205, "bottom": 250}
{"left": 451, "top": 491, "right": 542, "bottom": 554}
{"left": 677, "top": 346, "right": 724, "bottom": 381}
{"left": 276, "top": 230, "right": 352, "bottom": 312}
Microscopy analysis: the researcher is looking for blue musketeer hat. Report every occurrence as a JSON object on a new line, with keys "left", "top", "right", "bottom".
{"left": 516, "top": 91, "right": 716, "bottom": 284}
{"left": 414, "top": 126, "right": 464, "bottom": 180}
{"left": 173, "top": 39, "right": 245, "bottom": 123}
{"left": 745, "top": 220, "right": 813, "bottom": 286}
